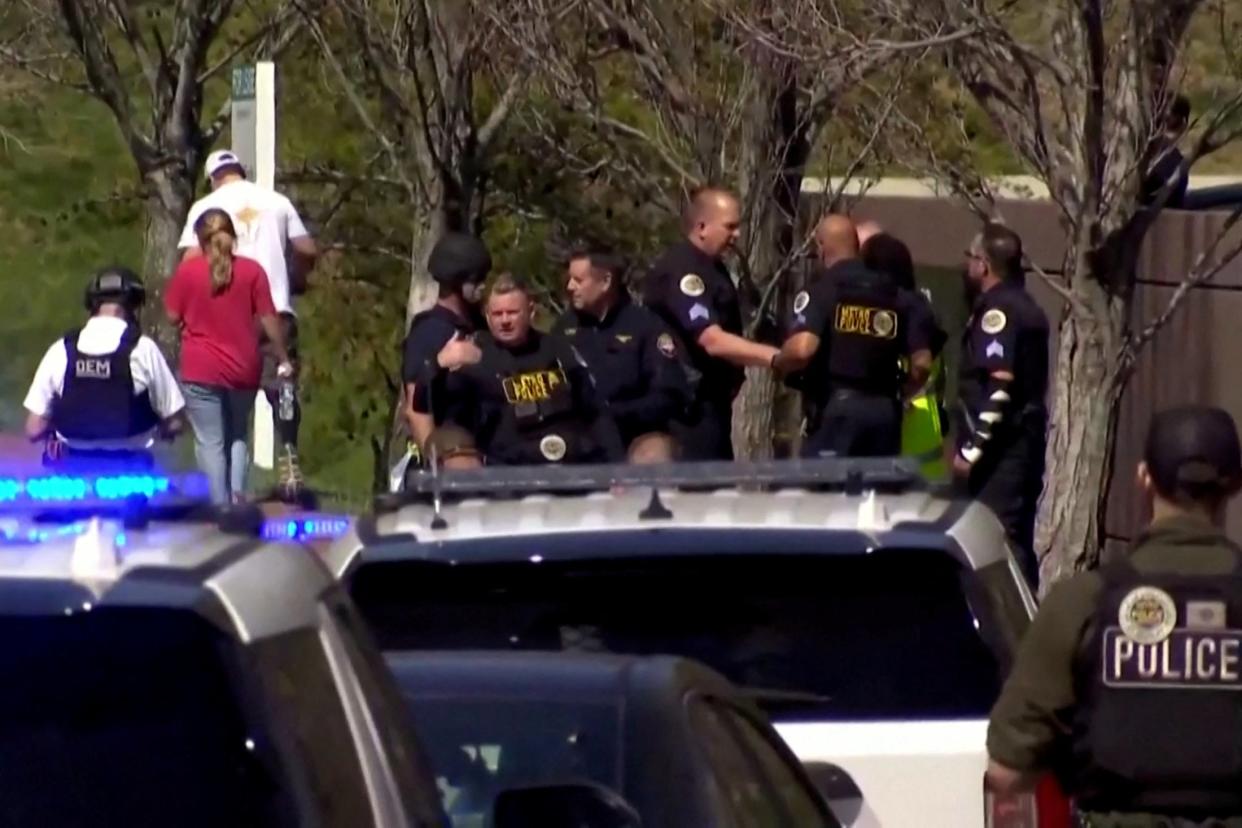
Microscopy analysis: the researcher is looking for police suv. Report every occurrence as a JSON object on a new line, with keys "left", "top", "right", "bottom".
{"left": 326, "top": 458, "right": 1070, "bottom": 828}
{"left": 0, "top": 469, "right": 449, "bottom": 827}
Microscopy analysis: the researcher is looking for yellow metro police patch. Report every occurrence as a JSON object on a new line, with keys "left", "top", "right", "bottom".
{"left": 1119, "top": 586, "right": 1177, "bottom": 645}
{"left": 502, "top": 369, "right": 566, "bottom": 405}
{"left": 981, "top": 309, "right": 1007, "bottom": 335}
{"left": 835, "top": 304, "right": 898, "bottom": 340}
{"left": 680, "top": 274, "right": 706, "bottom": 297}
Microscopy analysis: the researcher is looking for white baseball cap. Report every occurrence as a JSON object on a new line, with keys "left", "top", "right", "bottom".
{"left": 204, "top": 149, "right": 246, "bottom": 180}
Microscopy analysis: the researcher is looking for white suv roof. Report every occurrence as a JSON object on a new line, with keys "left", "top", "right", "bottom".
{"left": 325, "top": 458, "right": 1032, "bottom": 603}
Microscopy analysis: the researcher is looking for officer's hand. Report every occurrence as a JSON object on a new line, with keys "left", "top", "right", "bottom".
{"left": 437, "top": 334, "right": 482, "bottom": 371}
{"left": 952, "top": 454, "right": 973, "bottom": 479}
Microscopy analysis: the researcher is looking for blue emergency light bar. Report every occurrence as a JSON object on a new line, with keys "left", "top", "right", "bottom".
{"left": 0, "top": 519, "right": 98, "bottom": 546}
{"left": 260, "top": 514, "right": 352, "bottom": 542}
{"left": 0, "top": 472, "right": 210, "bottom": 509}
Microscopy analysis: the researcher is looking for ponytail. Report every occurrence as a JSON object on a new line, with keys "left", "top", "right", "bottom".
{"left": 206, "top": 229, "right": 234, "bottom": 294}
{"left": 193, "top": 208, "right": 238, "bottom": 296}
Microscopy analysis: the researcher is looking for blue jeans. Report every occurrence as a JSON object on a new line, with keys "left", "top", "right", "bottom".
{"left": 182, "top": 383, "right": 255, "bottom": 505}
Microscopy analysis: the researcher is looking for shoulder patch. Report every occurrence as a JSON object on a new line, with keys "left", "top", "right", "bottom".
{"left": 680, "top": 273, "right": 706, "bottom": 297}
{"left": 872, "top": 309, "right": 897, "bottom": 338}
{"left": 539, "top": 434, "right": 567, "bottom": 462}
{"left": 657, "top": 333, "right": 677, "bottom": 358}
{"left": 793, "top": 290, "right": 810, "bottom": 314}
{"left": 980, "top": 308, "right": 1007, "bottom": 335}
{"left": 1119, "top": 586, "right": 1177, "bottom": 645}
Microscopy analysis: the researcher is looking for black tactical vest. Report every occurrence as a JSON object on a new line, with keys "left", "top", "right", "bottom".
{"left": 1069, "top": 554, "right": 1242, "bottom": 817}
{"left": 53, "top": 325, "right": 159, "bottom": 441}
{"left": 484, "top": 334, "right": 598, "bottom": 465}
{"left": 827, "top": 269, "right": 902, "bottom": 396}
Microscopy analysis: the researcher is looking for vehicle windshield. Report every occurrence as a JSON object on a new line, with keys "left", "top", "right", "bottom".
{"left": 351, "top": 549, "right": 1013, "bottom": 720}
{"left": 398, "top": 692, "right": 621, "bottom": 827}
{"left": 0, "top": 607, "right": 296, "bottom": 827}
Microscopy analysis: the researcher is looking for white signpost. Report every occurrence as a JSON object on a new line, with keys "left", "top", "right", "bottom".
{"left": 231, "top": 62, "right": 278, "bottom": 469}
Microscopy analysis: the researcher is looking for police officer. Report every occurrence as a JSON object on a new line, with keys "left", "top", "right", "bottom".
{"left": 424, "top": 273, "right": 625, "bottom": 465}
{"left": 22, "top": 267, "right": 186, "bottom": 471}
{"left": 987, "top": 405, "right": 1242, "bottom": 827}
{"left": 774, "top": 215, "right": 932, "bottom": 457}
{"left": 401, "top": 232, "right": 492, "bottom": 453}
{"left": 861, "top": 230, "right": 950, "bottom": 479}
{"left": 956, "top": 222, "right": 1050, "bottom": 587}
{"left": 554, "top": 246, "right": 690, "bottom": 458}
{"left": 643, "top": 186, "right": 780, "bottom": 460}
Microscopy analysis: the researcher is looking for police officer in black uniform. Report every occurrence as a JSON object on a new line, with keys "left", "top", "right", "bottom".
{"left": 988, "top": 406, "right": 1242, "bottom": 828}
{"left": 643, "top": 187, "right": 779, "bottom": 460}
{"left": 22, "top": 267, "right": 185, "bottom": 471}
{"left": 401, "top": 232, "right": 492, "bottom": 452}
{"left": 425, "top": 273, "right": 625, "bottom": 465}
{"left": 554, "top": 247, "right": 690, "bottom": 457}
{"left": 774, "top": 215, "right": 932, "bottom": 457}
{"left": 956, "top": 222, "right": 1050, "bottom": 587}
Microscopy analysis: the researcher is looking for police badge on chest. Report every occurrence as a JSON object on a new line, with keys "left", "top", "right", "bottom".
{"left": 1104, "top": 586, "right": 1242, "bottom": 689}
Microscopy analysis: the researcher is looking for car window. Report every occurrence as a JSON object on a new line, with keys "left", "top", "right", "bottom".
{"left": 249, "top": 627, "right": 375, "bottom": 825}
{"left": 400, "top": 695, "right": 621, "bottom": 828}
{"left": 351, "top": 549, "right": 1011, "bottom": 720}
{"left": 686, "top": 696, "right": 836, "bottom": 828}
{"left": 720, "top": 706, "right": 837, "bottom": 827}
{"left": 325, "top": 592, "right": 455, "bottom": 826}
{"left": 0, "top": 608, "right": 297, "bottom": 827}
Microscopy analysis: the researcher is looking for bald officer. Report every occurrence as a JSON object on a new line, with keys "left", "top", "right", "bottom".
{"left": 643, "top": 186, "right": 779, "bottom": 460}
{"left": 988, "top": 406, "right": 1242, "bottom": 827}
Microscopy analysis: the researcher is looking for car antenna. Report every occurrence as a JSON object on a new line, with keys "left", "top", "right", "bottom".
{"left": 638, "top": 487, "right": 673, "bottom": 521}
{"left": 429, "top": 444, "right": 448, "bottom": 530}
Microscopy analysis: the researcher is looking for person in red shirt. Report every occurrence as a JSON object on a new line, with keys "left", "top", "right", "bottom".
{"left": 166, "top": 208, "right": 292, "bottom": 504}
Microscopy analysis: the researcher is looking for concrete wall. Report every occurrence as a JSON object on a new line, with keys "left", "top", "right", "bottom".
{"left": 849, "top": 195, "right": 1242, "bottom": 544}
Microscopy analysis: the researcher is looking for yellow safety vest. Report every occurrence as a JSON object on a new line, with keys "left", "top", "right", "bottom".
{"left": 902, "top": 355, "right": 947, "bottom": 481}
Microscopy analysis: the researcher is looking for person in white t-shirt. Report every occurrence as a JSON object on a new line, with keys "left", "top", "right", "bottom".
{"left": 178, "top": 150, "right": 318, "bottom": 498}
{"left": 23, "top": 267, "right": 186, "bottom": 471}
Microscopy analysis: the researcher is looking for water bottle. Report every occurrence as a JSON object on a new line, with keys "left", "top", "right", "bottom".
{"left": 278, "top": 379, "right": 295, "bottom": 422}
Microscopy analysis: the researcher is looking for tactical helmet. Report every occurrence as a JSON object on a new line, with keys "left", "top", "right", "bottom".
{"left": 84, "top": 266, "right": 146, "bottom": 313}
{"left": 428, "top": 232, "right": 492, "bottom": 288}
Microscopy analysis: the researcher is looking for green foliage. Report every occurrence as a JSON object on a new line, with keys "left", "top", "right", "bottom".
{"left": 0, "top": 79, "right": 143, "bottom": 431}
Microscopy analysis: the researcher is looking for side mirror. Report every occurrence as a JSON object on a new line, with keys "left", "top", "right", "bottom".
{"left": 803, "top": 761, "right": 879, "bottom": 827}
{"left": 491, "top": 781, "right": 642, "bottom": 828}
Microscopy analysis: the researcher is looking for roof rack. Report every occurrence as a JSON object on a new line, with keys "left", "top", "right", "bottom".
{"left": 377, "top": 456, "right": 923, "bottom": 515}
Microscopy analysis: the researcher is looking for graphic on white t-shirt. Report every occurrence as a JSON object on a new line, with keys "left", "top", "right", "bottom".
{"left": 179, "top": 180, "right": 309, "bottom": 314}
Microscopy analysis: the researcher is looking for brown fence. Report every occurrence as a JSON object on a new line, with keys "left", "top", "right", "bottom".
{"left": 851, "top": 195, "right": 1242, "bottom": 547}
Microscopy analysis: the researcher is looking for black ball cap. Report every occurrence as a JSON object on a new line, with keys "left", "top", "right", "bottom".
{"left": 1145, "top": 405, "right": 1242, "bottom": 492}
{"left": 428, "top": 232, "right": 491, "bottom": 287}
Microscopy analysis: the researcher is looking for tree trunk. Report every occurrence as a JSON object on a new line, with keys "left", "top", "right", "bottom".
{"left": 1034, "top": 293, "right": 1126, "bottom": 588}
{"left": 406, "top": 196, "right": 448, "bottom": 328}
{"left": 734, "top": 369, "right": 778, "bottom": 460}
{"left": 141, "top": 170, "right": 195, "bottom": 356}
